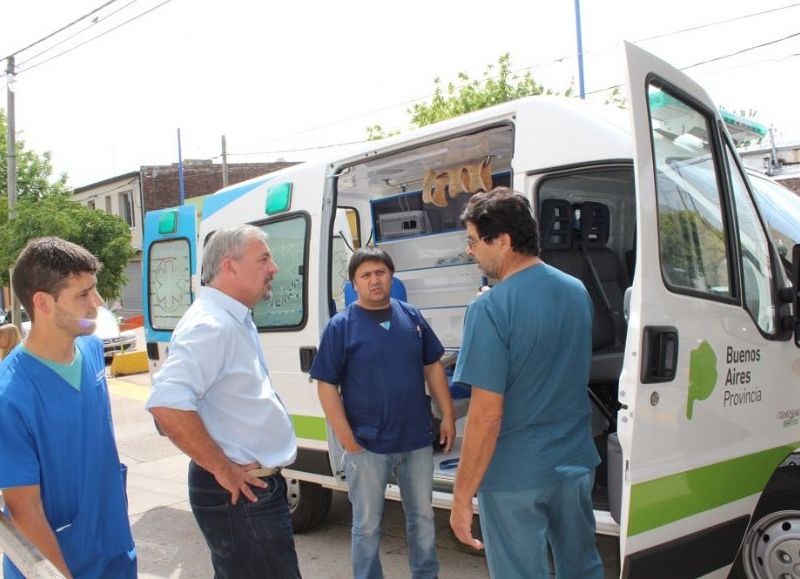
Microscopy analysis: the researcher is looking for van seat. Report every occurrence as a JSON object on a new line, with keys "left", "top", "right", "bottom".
{"left": 539, "top": 199, "right": 627, "bottom": 383}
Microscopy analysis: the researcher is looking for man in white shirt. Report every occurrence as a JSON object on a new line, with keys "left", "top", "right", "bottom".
{"left": 147, "top": 224, "right": 300, "bottom": 579}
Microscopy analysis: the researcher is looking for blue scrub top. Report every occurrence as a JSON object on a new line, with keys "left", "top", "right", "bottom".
{"left": 453, "top": 264, "right": 601, "bottom": 491}
{"left": 311, "top": 299, "right": 445, "bottom": 453}
{"left": 0, "top": 336, "right": 135, "bottom": 578}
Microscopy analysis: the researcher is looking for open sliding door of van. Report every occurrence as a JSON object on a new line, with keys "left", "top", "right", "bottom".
{"left": 142, "top": 204, "right": 197, "bottom": 373}
{"left": 619, "top": 42, "right": 800, "bottom": 578}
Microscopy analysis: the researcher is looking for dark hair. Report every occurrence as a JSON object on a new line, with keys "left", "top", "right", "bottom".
{"left": 460, "top": 187, "right": 540, "bottom": 256}
{"left": 12, "top": 237, "right": 101, "bottom": 321}
{"left": 347, "top": 248, "right": 395, "bottom": 282}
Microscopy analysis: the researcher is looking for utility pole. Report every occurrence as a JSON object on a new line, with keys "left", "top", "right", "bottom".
{"left": 221, "top": 135, "right": 229, "bottom": 188}
{"left": 574, "top": 0, "right": 586, "bottom": 99}
{"left": 177, "top": 128, "right": 185, "bottom": 205}
{"left": 5, "top": 56, "right": 22, "bottom": 331}
{"left": 768, "top": 126, "right": 781, "bottom": 176}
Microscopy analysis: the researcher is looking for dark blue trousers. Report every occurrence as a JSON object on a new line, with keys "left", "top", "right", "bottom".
{"left": 188, "top": 461, "right": 301, "bottom": 579}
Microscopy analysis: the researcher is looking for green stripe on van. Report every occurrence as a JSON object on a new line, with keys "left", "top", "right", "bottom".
{"left": 628, "top": 443, "right": 799, "bottom": 536}
{"left": 291, "top": 415, "right": 327, "bottom": 441}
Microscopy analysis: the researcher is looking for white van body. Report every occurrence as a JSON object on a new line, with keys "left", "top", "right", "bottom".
{"left": 143, "top": 44, "right": 800, "bottom": 578}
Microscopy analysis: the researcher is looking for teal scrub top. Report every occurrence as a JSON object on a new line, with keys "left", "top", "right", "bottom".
{"left": 0, "top": 336, "right": 135, "bottom": 578}
{"left": 453, "top": 264, "right": 600, "bottom": 491}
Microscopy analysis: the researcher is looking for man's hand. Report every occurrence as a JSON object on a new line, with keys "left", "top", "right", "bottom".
{"left": 438, "top": 416, "right": 456, "bottom": 453}
{"left": 213, "top": 461, "right": 267, "bottom": 504}
{"left": 343, "top": 441, "right": 365, "bottom": 454}
{"left": 450, "top": 500, "right": 484, "bottom": 550}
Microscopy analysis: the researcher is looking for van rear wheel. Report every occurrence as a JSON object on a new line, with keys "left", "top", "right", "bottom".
{"left": 285, "top": 477, "right": 332, "bottom": 533}
{"left": 732, "top": 466, "right": 800, "bottom": 578}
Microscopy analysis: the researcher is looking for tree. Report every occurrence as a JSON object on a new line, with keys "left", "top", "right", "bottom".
{"left": 367, "top": 54, "right": 571, "bottom": 138}
{"left": 0, "top": 194, "right": 134, "bottom": 302}
{"left": 1, "top": 108, "right": 69, "bottom": 200}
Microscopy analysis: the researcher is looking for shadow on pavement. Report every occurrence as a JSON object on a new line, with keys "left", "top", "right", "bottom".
{"left": 131, "top": 505, "right": 211, "bottom": 578}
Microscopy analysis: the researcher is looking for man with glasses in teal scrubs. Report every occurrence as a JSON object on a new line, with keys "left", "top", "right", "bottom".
{"left": 450, "top": 189, "right": 603, "bottom": 579}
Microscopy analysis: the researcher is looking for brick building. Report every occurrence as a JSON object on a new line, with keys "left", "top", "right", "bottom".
{"left": 73, "top": 160, "right": 296, "bottom": 318}
{"left": 140, "top": 160, "right": 297, "bottom": 212}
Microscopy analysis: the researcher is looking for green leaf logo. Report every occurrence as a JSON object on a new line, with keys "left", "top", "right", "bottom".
{"left": 686, "top": 340, "right": 718, "bottom": 419}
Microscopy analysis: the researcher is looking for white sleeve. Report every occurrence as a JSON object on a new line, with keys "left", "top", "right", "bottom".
{"left": 146, "top": 318, "right": 228, "bottom": 411}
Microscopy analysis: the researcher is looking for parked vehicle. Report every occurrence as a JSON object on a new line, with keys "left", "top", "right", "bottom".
{"left": 143, "top": 43, "right": 800, "bottom": 578}
{"left": 10, "top": 306, "right": 136, "bottom": 355}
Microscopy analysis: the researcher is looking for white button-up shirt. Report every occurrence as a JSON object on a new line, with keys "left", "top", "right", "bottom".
{"left": 147, "top": 287, "right": 297, "bottom": 468}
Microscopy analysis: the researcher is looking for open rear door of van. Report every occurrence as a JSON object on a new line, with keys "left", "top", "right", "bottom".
{"left": 619, "top": 42, "right": 800, "bottom": 577}
{"left": 142, "top": 204, "right": 197, "bottom": 373}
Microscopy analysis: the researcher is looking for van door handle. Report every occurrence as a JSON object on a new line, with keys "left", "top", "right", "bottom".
{"left": 641, "top": 326, "right": 679, "bottom": 383}
{"left": 299, "top": 347, "right": 317, "bottom": 373}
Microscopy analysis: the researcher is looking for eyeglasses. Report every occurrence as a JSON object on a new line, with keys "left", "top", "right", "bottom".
{"left": 466, "top": 236, "right": 490, "bottom": 248}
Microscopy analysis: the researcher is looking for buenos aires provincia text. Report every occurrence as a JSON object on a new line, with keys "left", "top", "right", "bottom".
{"left": 724, "top": 346, "right": 762, "bottom": 407}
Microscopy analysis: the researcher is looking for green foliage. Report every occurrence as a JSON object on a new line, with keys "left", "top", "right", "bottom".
{"left": 366, "top": 124, "right": 400, "bottom": 141}
{"left": 604, "top": 86, "right": 629, "bottom": 109}
{"left": 1, "top": 108, "right": 69, "bottom": 200}
{"left": 0, "top": 194, "right": 134, "bottom": 301}
{"left": 366, "top": 54, "right": 568, "bottom": 138}
{"left": 409, "top": 54, "right": 556, "bottom": 128}
{"left": 659, "top": 209, "right": 728, "bottom": 290}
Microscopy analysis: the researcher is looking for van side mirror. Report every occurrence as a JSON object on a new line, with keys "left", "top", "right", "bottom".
{"left": 779, "top": 244, "right": 800, "bottom": 347}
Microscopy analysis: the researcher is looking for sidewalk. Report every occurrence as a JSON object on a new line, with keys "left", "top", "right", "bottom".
{"left": 106, "top": 372, "right": 493, "bottom": 578}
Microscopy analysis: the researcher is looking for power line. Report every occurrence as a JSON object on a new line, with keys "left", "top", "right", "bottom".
{"left": 15, "top": 0, "right": 178, "bottom": 75}
{"left": 218, "top": 140, "right": 370, "bottom": 159}
{"left": 634, "top": 2, "right": 800, "bottom": 43}
{"left": 681, "top": 32, "right": 800, "bottom": 70}
{"left": 586, "top": 33, "right": 800, "bottom": 96}
{"left": 5, "top": 0, "right": 122, "bottom": 60}
{"left": 15, "top": 0, "right": 140, "bottom": 69}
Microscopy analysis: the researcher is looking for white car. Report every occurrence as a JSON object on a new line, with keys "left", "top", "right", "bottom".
{"left": 15, "top": 306, "right": 136, "bottom": 355}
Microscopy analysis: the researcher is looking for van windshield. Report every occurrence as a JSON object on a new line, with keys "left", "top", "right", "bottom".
{"left": 748, "top": 173, "right": 800, "bottom": 273}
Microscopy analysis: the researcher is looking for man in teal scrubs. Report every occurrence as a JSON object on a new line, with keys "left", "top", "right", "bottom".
{"left": 0, "top": 237, "right": 136, "bottom": 578}
{"left": 449, "top": 189, "right": 603, "bottom": 579}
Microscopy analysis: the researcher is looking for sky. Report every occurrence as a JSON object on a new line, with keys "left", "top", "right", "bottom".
{"left": 3, "top": 0, "right": 800, "bottom": 188}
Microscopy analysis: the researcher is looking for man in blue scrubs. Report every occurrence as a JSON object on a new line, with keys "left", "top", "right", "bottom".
{"left": 0, "top": 237, "right": 136, "bottom": 578}
{"left": 449, "top": 189, "right": 603, "bottom": 578}
{"left": 311, "top": 248, "right": 455, "bottom": 579}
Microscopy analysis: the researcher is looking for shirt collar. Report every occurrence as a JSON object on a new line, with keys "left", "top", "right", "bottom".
{"left": 201, "top": 286, "right": 252, "bottom": 325}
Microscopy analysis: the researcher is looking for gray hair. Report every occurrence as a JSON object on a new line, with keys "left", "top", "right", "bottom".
{"left": 202, "top": 224, "right": 269, "bottom": 284}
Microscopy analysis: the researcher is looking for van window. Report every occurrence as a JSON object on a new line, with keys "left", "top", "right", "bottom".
{"left": 253, "top": 214, "right": 308, "bottom": 330}
{"left": 648, "top": 85, "right": 732, "bottom": 298}
{"left": 749, "top": 173, "right": 800, "bottom": 274}
{"left": 725, "top": 146, "right": 776, "bottom": 333}
{"left": 148, "top": 238, "right": 192, "bottom": 330}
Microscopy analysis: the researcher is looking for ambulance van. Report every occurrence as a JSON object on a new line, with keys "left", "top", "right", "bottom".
{"left": 142, "top": 43, "right": 800, "bottom": 578}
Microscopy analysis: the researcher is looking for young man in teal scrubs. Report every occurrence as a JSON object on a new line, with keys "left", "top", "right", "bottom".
{"left": 449, "top": 188, "right": 603, "bottom": 579}
{"left": 0, "top": 237, "right": 136, "bottom": 578}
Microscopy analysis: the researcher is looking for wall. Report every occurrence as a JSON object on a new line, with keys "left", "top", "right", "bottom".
{"left": 140, "top": 161, "right": 297, "bottom": 213}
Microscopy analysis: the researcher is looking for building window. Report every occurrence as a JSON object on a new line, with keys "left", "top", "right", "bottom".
{"left": 119, "top": 191, "right": 134, "bottom": 227}
{"left": 105, "top": 196, "right": 112, "bottom": 213}
{"left": 87, "top": 199, "right": 95, "bottom": 210}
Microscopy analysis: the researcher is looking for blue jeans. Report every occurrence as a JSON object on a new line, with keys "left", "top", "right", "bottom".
{"left": 478, "top": 468, "right": 603, "bottom": 579}
{"left": 344, "top": 446, "right": 438, "bottom": 579}
{"left": 188, "top": 461, "right": 301, "bottom": 579}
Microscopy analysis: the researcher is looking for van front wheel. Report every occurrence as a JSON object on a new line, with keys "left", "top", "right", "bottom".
{"left": 732, "top": 466, "right": 800, "bottom": 578}
{"left": 285, "top": 477, "right": 333, "bottom": 533}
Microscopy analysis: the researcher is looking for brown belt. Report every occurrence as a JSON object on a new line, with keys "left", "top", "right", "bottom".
{"left": 246, "top": 467, "right": 282, "bottom": 477}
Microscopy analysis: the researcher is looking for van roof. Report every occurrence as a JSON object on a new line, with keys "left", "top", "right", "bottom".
{"left": 210, "top": 95, "right": 635, "bottom": 198}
